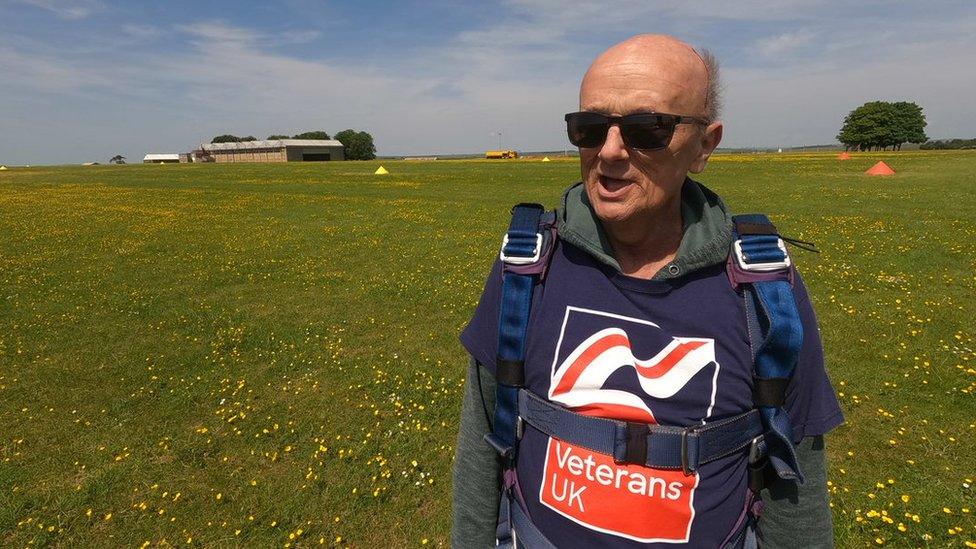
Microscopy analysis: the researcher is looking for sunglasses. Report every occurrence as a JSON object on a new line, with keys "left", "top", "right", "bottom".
{"left": 565, "top": 111, "right": 709, "bottom": 150}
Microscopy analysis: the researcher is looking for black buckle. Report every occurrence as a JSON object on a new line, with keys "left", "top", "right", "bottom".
{"left": 484, "top": 433, "right": 512, "bottom": 458}
{"left": 617, "top": 422, "right": 649, "bottom": 465}
{"left": 747, "top": 436, "right": 767, "bottom": 492}
{"left": 753, "top": 377, "right": 789, "bottom": 407}
{"left": 680, "top": 427, "right": 700, "bottom": 475}
{"left": 495, "top": 358, "right": 525, "bottom": 386}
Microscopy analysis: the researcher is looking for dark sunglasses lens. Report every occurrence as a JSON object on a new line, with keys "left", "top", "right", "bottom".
{"left": 566, "top": 113, "right": 608, "bottom": 148}
{"left": 621, "top": 116, "right": 675, "bottom": 150}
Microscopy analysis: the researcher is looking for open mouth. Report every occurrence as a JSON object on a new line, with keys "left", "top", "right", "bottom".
{"left": 597, "top": 174, "right": 632, "bottom": 197}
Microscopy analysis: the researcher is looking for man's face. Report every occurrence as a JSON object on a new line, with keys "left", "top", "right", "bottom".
{"left": 578, "top": 37, "right": 721, "bottom": 226}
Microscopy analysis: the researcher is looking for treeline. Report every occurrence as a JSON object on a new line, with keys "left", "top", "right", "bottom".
{"left": 919, "top": 138, "right": 976, "bottom": 150}
{"left": 211, "top": 131, "right": 333, "bottom": 143}
{"left": 209, "top": 130, "right": 376, "bottom": 160}
{"left": 211, "top": 135, "right": 258, "bottom": 143}
{"left": 836, "top": 101, "right": 927, "bottom": 151}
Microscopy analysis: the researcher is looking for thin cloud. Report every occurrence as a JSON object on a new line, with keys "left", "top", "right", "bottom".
{"left": 0, "top": 46, "right": 108, "bottom": 92}
{"left": 755, "top": 30, "right": 816, "bottom": 58}
{"left": 178, "top": 22, "right": 264, "bottom": 45}
{"left": 11, "top": 0, "right": 103, "bottom": 19}
{"left": 177, "top": 21, "right": 324, "bottom": 49}
{"left": 279, "top": 29, "right": 322, "bottom": 45}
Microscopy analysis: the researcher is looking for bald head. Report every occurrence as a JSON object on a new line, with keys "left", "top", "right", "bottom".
{"left": 580, "top": 34, "right": 717, "bottom": 122}
{"left": 574, "top": 34, "right": 725, "bottom": 236}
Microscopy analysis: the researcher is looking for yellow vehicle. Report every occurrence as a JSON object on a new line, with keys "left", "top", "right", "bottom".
{"left": 485, "top": 150, "right": 519, "bottom": 159}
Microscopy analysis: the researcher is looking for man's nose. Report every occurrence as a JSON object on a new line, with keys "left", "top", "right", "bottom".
{"left": 598, "top": 124, "right": 629, "bottom": 162}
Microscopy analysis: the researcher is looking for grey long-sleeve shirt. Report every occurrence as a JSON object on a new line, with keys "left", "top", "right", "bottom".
{"left": 452, "top": 359, "right": 834, "bottom": 548}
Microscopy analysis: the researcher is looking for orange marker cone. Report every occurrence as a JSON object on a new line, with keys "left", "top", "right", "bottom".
{"left": 865, "top": 161, "right": 895, "bottom": 176}
{"left": 837, "top": 152, "right": 851, "bottom": 160}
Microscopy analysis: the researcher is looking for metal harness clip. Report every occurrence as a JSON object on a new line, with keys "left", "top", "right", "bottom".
{"left": 733, "top": 238, "right": 791, "bottom": 272}
{"left": 500, "top": 233, "right": 543, "bottom": 265}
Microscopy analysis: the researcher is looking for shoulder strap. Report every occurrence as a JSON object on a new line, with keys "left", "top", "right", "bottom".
{"left": 729, "top": 214, "right": 805, "bottom": 484}
{"left": 484, "top": 203, "right": 556, "bottom": 465}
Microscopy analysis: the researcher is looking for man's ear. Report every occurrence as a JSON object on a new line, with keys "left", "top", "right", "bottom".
{"left": 689, "top": 121, "right": 723, "bottom": 174}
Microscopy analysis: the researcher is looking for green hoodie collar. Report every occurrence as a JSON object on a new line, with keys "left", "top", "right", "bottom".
{"left": 556, "top": 178, "right": 733, "bottom": 280}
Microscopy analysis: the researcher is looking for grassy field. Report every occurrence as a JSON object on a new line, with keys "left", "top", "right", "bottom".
{"left": 1, "top": 151, "right": 974, "bottom": 547}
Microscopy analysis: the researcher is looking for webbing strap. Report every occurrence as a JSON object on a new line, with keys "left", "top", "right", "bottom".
{"left": 495, "top": 492, "right": 513, "bottom": 548}
{"left": 740, "top": 236, "right": 787, "bottom": 263}
{"left": 486, "top": 204, "right": 545, "bottom": 463}
{"left": 509, "top": 493, "right": 558, "bottom": 549}
{"left": 734, "top": 213, "right": 805, "bottom": 483}
{"left": 518, "top": 390, "right": 764, "bottom": 473}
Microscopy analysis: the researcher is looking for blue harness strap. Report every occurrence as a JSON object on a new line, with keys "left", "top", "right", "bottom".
{"left": 487, "top": 207, "right": 805, "bottom": 547}
{"left": 484, "top": 203, "right": 548, "bottom": 464}
{"left": 730, "top": 213, "right": 805, "bottom": 484}
{"left": 487, "top": 203, "right": 554, "bottom": 548}
{"left": 509, "top": 491, "right": 558, "bottom": 549}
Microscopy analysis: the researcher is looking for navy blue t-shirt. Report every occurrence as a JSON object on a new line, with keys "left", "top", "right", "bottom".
{"left": 461, "top": 239, "right": 844, "bottom": 547}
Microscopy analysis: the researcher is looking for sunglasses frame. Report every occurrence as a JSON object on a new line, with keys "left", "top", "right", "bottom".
{"left": 565, "top": 111, "right": 710, "bottom": 151}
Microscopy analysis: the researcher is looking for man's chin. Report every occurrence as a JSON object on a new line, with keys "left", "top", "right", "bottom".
{"left": 586, "top": 184, "right": 633, "bottom": 220}
{"left": 592, "top": 201, "right": 638, "bottom": 226}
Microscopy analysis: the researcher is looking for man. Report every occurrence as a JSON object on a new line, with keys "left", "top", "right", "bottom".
{"left": 453, "top": 35, "right": 843, "bottom": 548}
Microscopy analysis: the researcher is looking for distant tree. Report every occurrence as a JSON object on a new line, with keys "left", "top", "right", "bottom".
{"left": 890, "top": 102, "right": 927, "bottom": 150}
{"left": 240, "top": 136, "right": 258, "bottom": 141}
{"left": 333, "top": 129, "right": 357, "bottom": 158}
{"left": 837, "top": 101, "right": 927, "bottom": 151}
{"left": 837, "top": 102, "right": 893, "bottom": 151}
{"left": 334, "top": 129, "right": 376, "bottom": 160}
{"left": 350, "top": 131, "right": 377, "bottom": 160}
{"left": 292, "top": 131, "right": 331, "bottom": 140}
{"left": 109, "top": 155, "right": 126, "bottom": 164}
{"left": 267, "top": 134, "right": 290, "bottom": 140}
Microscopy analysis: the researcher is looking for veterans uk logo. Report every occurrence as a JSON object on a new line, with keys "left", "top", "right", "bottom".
{"left": 539, "top": 306, "right": 720, "bottom": 543}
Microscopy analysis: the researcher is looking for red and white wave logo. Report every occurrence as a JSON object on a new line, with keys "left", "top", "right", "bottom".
{"left": 539, "top": 307, "right": 719, "bottom": 543}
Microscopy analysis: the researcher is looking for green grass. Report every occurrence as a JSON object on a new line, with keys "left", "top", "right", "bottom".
{"left": 1, "top": 151, "right": 974, "bottom": 547}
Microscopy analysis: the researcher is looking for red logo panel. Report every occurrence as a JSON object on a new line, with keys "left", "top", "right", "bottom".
{"left": 537, "top": 307, "right": 717, "bottom": 542}
{"left": 541, "top": 439, "right": 699, "bottom": 542}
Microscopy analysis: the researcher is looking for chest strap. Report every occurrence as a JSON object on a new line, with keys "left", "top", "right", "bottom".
{"left": 519, "top": 389, "right": 764, "bottom": 474}
{"left": 730, "top": 214, "right": 805, "bottom": 484}
{"left": 485, "top": 203, "right": 554, "bottom": 465}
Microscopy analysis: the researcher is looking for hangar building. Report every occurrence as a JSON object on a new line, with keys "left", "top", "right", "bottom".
{"left": 143, "top": 153, "right": 180, "bottom": 164}
{"left": 196, "top": 139, "right": 345, "bottom": 163}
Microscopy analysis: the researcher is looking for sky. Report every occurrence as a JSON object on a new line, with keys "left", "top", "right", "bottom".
{"left": 1, "top": 0, "right": 974, "bottom": 165}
